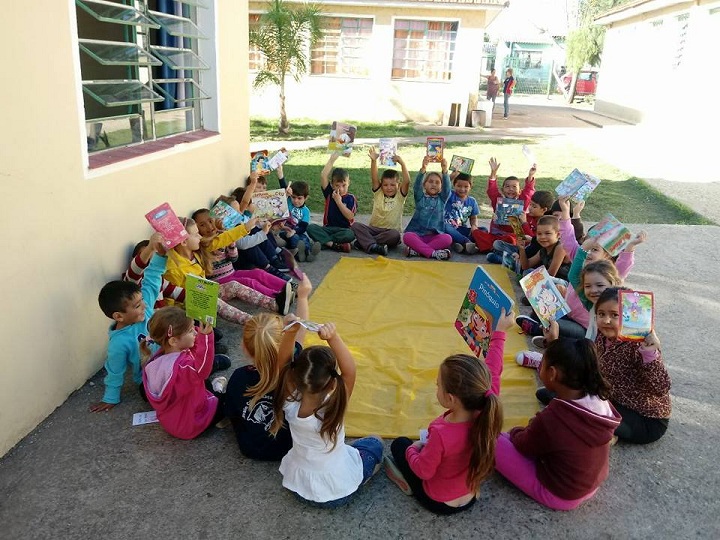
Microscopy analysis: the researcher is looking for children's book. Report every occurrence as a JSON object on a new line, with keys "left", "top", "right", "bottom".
{"left": 555, "top": 169, "right": 601, "bottom": 203}
{"left": 507, "top": 215, "right": 525, "bottom": 243}
{"left": 283, "top": 319, "right": 324, "bottom": 332}
{"left": 185, "top": 274, "right": 219, "bottom": 326}
{"left": 522, "top": 145, "right": 536, "bottom": 167}
{"left": 267, "top": 149, "right": 289, "bottom": 170}
{"left": 495, "top": 197, "right": 525, "bottom": 225}
{"left": 328, "top": 121, "right": 357, "bottom": 156}
{"left": 379, "top": 138, "right": 397, "bottom": 167}
{"left": 426, "top": 137, "right": 444, "bottom": 163}
{"left": 502, "top": 250, "right": 521, "bottom": 276}
{"left": 449, "top": 155, "right": 475, "bottom": 174}
{"left": 587, "top": 213, "right": 632, "bottom": 257}
{"left": 252, "top": 188, "right": 290, "bottom": 221}
{"left": 250, "top": 150, "right": 270, "bottom": 173}
{"left": 519, "top": 266, "right": 572, "bottom": 328}
{"left": 145, "top": 202, "right": 188, "bottom": 249}
{"left": 132, "top": 410, "right": 159, "bottom": 426}
{"left": 455, "top": 266, "right": 515, "bottom": 359}
{"left": 210, "top": 200, "right": 248, "bottom": 230}
{"left": 618, "top": 290, "right": 654, "bottom": 342}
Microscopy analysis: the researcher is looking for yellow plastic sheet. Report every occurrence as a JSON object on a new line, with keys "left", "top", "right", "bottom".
{"left": 304, "top": 257, "right": 539, "bottom": 438}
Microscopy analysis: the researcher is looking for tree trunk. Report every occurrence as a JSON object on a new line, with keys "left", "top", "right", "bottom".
{"left": 566, "top": 72, "right": 579, "bottom": 104}
{"left": 278, "top": 76, "right": 290, "bottom": 135}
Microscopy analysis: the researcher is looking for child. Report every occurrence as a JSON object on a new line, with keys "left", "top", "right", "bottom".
{"left": 385, "top": 309, "right": 513, "bottom": 514}
{"left": 502, "top": 67, "right": 515, "bottom": 119}
{"left": 278, "top": 181, "right": 321, "bottom": 262}
{"left": 225, "top": 275, "right": 313, "bottom": 461}
{"left": 444, "top": 172, "right": 481, "bottom": 255}
{"left": 141, "top": 308, "right": 226, "bottom": 439}
{"left": 306, "top": 152, "right": 358, "bottom": 253}
{"left": 91, "top": 235, "right": 167, "bottom": 412}
{"left": 270, "top": 323, "right": 384, "bottom": 508}
{"left": 518, "top": 215, "right": 571, "bottom": 280}
{"left": 551, "top": 198, "right": 585, "bottom": 244}
{"left": 485, "top": 68, "right": 500, "bottom": 106}
{"left": 403, "top": 156, "right": 453, "bottom": 260}
{"left": 123, "top": 234, "right": 186, "bottom": 309}
{"left": 594, "top": 287, "right": 671, "bottom": 444}
{"left": 471, "top": 158, "right": 535, "bottom": 253}
{"left": 495, "top": 332, "right": 621, "bottom": 510}
{"left": 164, "top": 217, "right": 293, "bottom": 322}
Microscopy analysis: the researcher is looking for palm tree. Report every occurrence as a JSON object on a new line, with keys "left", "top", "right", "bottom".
{"left": 250, "top": 0, "right": 323, "bottom": 134}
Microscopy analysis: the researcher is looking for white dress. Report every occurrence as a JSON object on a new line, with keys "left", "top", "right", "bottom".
{"left": 278, "top": 397, "right": 363, "bottom": 502}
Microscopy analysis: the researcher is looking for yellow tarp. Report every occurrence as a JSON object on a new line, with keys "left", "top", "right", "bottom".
{"left": 305, "top": 257, "right": 539, "bottom": 437}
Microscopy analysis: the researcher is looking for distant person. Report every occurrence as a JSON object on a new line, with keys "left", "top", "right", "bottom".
{"left": 485, "top": 69, "right": 500, "bottom": 107}
{"left": 502, "top": 68, "right": 516, "bottom": 119}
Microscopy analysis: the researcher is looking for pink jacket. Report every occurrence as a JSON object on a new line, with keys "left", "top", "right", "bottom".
{"left": 143, "top": 331, "right": 217, "bottom": 440}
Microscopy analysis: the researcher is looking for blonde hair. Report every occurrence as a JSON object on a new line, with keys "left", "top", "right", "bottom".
{"left": 243, "top": 313, "right": 284, "bottom": 409}
{"left": 168, "top": 217, "right": 213, "bottom": 276}
{"left": 139, "top": 307, "right": 193, "bottom": 367}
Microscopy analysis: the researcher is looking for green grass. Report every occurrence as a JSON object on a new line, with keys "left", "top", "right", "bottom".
{"left": 250, "top": 117, "right": 477, "bottom": 142}
{"left": 267, "top": 140, "right": 712, "bottom": 225}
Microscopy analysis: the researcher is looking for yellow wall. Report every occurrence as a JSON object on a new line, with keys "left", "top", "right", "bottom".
{"left": 0, "top": 2, "right": 250, "bottom": 456}
{"left": 248, "top": 3, "right": 493, "bottom": 123}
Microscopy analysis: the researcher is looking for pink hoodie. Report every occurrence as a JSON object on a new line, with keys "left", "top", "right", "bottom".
{"left": 143, "top": 331, "right": 217, "bottom": 440}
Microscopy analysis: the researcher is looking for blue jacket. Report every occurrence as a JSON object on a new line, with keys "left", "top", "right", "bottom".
{"left": 404, "top": 172, "right": 451, "bottom": 235}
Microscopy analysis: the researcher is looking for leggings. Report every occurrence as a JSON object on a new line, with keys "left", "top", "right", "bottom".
{"left": 495, "top": 433, "right": 598, "bottom": 510}
{"left": 403, "top": 232, "right": 453, "bottom": 258}
{"left": 612, "top": 402, "right": 669, "bottom": 444}
{"left": 217, "top": 282, "right": 275, "bottom": 324}
{"left": 217, "top": 269, "right": 285, "bottom": 297}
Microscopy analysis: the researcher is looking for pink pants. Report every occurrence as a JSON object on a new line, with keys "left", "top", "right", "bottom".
{"left": 403, "top": 232, "right": 452, "bottom": 258}
{"left": 217, "top": 269, "right": 285, "bottom": 297}
{"left": 217, "top": 281, "right": 276, "bottom": 325}
{"left": 494, "top": 433, "right": 598, "bottom": 511}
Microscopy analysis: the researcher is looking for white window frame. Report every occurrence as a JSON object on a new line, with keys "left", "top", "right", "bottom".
{"left": 310, "top": 14, "right": 374, "bottom": 79}
{"left": 390, "top": 16, "right": 459, "bottom": 83}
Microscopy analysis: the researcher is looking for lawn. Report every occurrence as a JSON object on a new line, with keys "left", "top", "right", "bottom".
{"left": 261, "top": 139, "right": 711, "bottom": 225}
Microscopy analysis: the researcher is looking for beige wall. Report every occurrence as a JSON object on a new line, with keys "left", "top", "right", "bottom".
{"left": 248, "top": 3, "right": 493, "bottom": 123}
{"left": 0, "top": 2, "right": 250, "bottom": 457}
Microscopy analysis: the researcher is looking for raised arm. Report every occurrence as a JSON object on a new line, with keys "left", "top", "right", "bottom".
{"left": 321, "top": 152, "right": 341, "bottom": 190}
{"left": 368, "top": 146, "right": 380, "bottom": 191}
{"left": 319, "top": 323, "right": 356, "bottom": 397}
{"left": 487, "top": 158, "right": 501, "bottom": 205}
{"left": 486, "top": 308, "right": 514, "bottom": 396}
{"left": 238, "top": 174, "right": 258, "bottom": 213}
{"left": 396, "top": 154, "right": 411, "bottom": 197}
{"left": 277, "top": 276, "right": 313, "bottom": 365}
{"left": 440, "top": 158, "right": 451, "bottom": 201}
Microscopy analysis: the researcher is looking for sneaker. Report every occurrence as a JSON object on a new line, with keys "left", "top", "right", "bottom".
{"left": 331, "top": 242, "right": 351, "bottom": 253}
{"left": 352, "top": 240, "right": 361, "bottom": 251}
{"left": 279, "top": 248, "right": 297, "bottom": 272}
{"left": 369, "top": 243, "right": 389, "bottom": 256}
{"left": 516, "top": 315, "right": 542, "bottom": 336}
{"left": 531, "top": 336, "right": 547, "bottom": 349}
{"left": 516, "top": 350, "right": 542, "bottom": 369}
{"left": 432, "top": 249, "right": 451, "bottom": 260}
{"left": 384, "top": 456, "right": 413, "bottom": 495}
{"left": 214, "top": 342, "right": 228, "bottom": 355}
{"left": 212, "top": 354, "right": 231, "bottom": 374}
{"left": 211, "top": 376, "right": 228, "bottom": 393}
{"left": 404, "top": 246, "right": 419, "bottom": 258}
{"left": 452, "top": 242, "right": 465, "bottom": 254}
{"left": 536, "top": 387, "right": 556, "bottom": 406}
{"left": 307, "top": 241, "right": 321, "bottom": 262}
{"left": 465, "top": 242, "right": 479, "bottom": 255}
{"left": 486, "top": 251, "right": 503, "bottom": 265}
{"left": 296, "top": 240, "right": 307, "bottom": 262}
{"left": 270, "top": 256, "right": 291, "bottom": 273}
{"left": 275, "top": 282, "right": 293, "bottom": 315}
{"left": 265, "top": 264, "right": 291, "bottom": 282}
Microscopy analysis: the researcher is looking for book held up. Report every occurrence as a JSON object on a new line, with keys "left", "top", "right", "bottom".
{"left": 378, "top": 138, "right": 397, "bottom": 167}
{"left": 449, "top": 155, "right": 475, "bottom": 174}
{"left": 555, "top": 169, "right": 601, "bottom": 203}
{"left": 185, "top": 274, "right": 219, "bottom": 326}
{"left": 145, "top": 202, "right": 188, "bottom": 249}
{"left": 210, "top": 200, "right": 248, "bottom": 230}
{"left": 495, "top": 197, "right": 524, "bottom": 226}
{"left": 252, "top": 188, "right": 290, "bottom": 221}
{"left": 426, "top": 137, "right": 444, "bottom": 163}
{"left": 587, "top": 213, "right": 633, "bottom": 257}
{"left": 519, "top": 266, "right": 571, "bottom": 328}
{"left": 618, "top": 290, "right": 654, "bottom": 341}
{"left": 328, "top": 122, "right": 357, "bottom": 156}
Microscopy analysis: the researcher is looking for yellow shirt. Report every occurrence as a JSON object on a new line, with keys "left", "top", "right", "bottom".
{"left": 370, "top": 188, "right": 407, "bottom": 231}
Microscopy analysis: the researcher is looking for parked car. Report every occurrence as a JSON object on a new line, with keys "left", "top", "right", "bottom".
{"left": 559, "top": 70, "right": 599, "bottom": 96}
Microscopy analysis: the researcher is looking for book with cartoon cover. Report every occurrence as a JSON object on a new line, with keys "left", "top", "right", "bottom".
{"left": 250, "top": 150, "right": 270, "bottom": 173}
{"left": 379, "top": 138, "right": 397, "bottom": 166}
{"left": 507, "top": 215, "right": 525, "bottom": 242}
{"left": 455, "top": 266, "right": 515, "bottom": 359}
{"left": 267, "top": 149, "right": 289, "bottom": 170}
{"left": 519, "top": 266, "right": 571, "bottom": 328}
{"left": 555, "top": 168, "right": 601, "bottom": 203}
{"left": 252, "top": 188, "right": 290, "bottom": 220}
{"left": 426, "top": 137, "right": 444, "bottom": 163}
{"left": 587, "top": 213, "right": 632, "bottom": 256}
{"left": 495, "top": 197, "right": 524, "bottom": 225}
{"left": 328, "top": 121, "right": 357, "bottom": 156}
{"left": 185, "top": 274, "right": 219, "bottom": 326}
{"left": 210, "top": 200, "right": 248, "bottom": 230}
{"left": 502, "top": 250, "right": 521, "bottom": 276}
{"left": 145, "top": 202, "right": 188, "bottom": 249}
{"left": 449, "top": 155, "right": 475, "bottom": 174}
{"left": 618, "top": 290, "right": 654, "bottom": 341}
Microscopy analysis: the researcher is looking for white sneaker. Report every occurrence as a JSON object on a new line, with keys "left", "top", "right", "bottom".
{"left": 515, "top": 351, "right": 542, "bottom": 369}
{"left": 465, "top": 242, "right": 479, "bottom": 255}
{"left": 432, "top": 249, "right": 451, "bottom": 260}
{"left": 211, "top": 376, "right": 228, "bottom": 393}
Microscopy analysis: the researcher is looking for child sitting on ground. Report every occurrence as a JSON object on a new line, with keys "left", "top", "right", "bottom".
{"left": 385, "top": 309, "right": 513, "bottom": 514}
{"left": 306, "top": 152, "right": 358, "bottom": 253}
{"left": 141, "top": 308, "right": 227, "bottom": 440}
{"left": 471, "top": 158, "right": 536, "bottom": 253}
{"left": 444, "top": 172, "right": 481, "bottom": 255}
{"left": 225, "top": 275, "right": 312, "bottom": 461}
{"left": 123, "top": 234, "right": 185, "bottom": 309}
{"left": 350, "top": 147, "right": 410, "bottom": 256}
{"left": 279, "top": 181, "right": 321, "bottom": 262}
{"left": 495, "top": 331, "right": 621, "bottom": 510}
{"left": 270, "top": 323, "right": 384, "bottom": 508}
{"left": 403, "top": 156, "right": 453, "bottom": 260}
{"left": 518, "top": 215, "right": 571, "bottom": 280}
{"left": 91, "top": 234, "right": 167, "bottom": 412}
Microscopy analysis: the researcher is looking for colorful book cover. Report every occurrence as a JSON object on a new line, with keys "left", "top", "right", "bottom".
{"left": 250, "top": 150, "right": 270, "bottom": 173}
{"left": 449, "top": 155, "right": 475, "bottom": 174}
{"left": 507, "top": 215, "right": 525, "bottom": 242}
{"left": 587, "top": 213, "right": 632, "bottom": 257}
{"left": 252, "top": 188, "right": 290, "bottom": 220}
{"left": 185, "top": 274, "right": 219, "bottom": 326}
{"left": 266, "top": 149, "right": 289, "bottom": 171}
{"left": 501, "top": 250, "right": 521, "bottom": 276}
{"left": 328, "top": 121, "right": 357, "bottom": 156}
{"left": 555, "top": 168, "right": 601, "bottom": 202}
{"left": 209, "top": 200, "right": 247, "bottom": 230}
{"left": 283, "top": 319, "right": 324, "bottom": 332}
{"left": 426, "top": 137, "right": 444, "bottom": 163}
{"left": 144, "top": 202, "right": 188, "bottom": 249}
{"left": 519, "top": 266, "right": 571, "bottom": 328}
{"left": 618, "top": 290, "right": 654, "bottom": 342}
{"left": 495, "top": 197, "right": 524, "bottom": 225}
{"left": 455, "top": 266, "right": 515, "bottom": 359}
{"left": 379, "top": 138, "right": 397, "bottom": 167}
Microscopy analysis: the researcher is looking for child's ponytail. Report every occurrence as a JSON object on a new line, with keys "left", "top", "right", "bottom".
{"left": 137, "top": 307, "right": 193, "bottom": 368}
{"left": 243, "top": 313, "right": 283, "bottom": 408}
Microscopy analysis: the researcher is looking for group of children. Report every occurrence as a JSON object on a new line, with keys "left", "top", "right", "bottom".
{"left": 90, "top": 147, "right": 671, "bottom": 514}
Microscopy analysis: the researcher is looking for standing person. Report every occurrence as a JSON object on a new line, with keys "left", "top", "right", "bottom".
{"left": 502, "top": 68, "right": 515, "bottom": 119}
{"left": 485, "top": 68, "right": 500, "bottom": 107}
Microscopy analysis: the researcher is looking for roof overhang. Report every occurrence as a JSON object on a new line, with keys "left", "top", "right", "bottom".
{"left": 595, "top": 0, "right": 690, "bottom": 26}
{"left": 278, "top": 0, "right": 507, "bottom": 12}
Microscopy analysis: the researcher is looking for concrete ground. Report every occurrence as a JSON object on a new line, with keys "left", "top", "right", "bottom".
{"left": 3, "top": 98, "right": 720, "bottom": 539}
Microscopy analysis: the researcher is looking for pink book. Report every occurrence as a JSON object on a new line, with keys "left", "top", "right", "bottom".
{"left": 145, "top": 202, "right": 188, "bottom": 249}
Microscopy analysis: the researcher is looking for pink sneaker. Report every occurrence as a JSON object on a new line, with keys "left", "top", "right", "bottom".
{"left": 516, "top": 350, "right": 542, "bottom": 369}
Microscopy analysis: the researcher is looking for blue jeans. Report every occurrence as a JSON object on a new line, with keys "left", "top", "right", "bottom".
{"left": 444, "top": 224, "right": 472, "bottom": 245}
{"left": 295, "top": 436, "right": 384, "bottom": 509}
{"left": 281, "top": 231, "right": 312, "bottom": 251}
{"left": 503, "top": 94, "right": 510, "bottom": 117}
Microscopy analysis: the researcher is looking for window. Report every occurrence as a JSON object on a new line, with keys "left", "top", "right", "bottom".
{"left": 392, "top": 19, "right": 458, "bottom": 81}
{"left": 249, "top": 13, "right": 265, "bottom": 71}
{"left": 311, "top": 17, "right": 373, "bottom": 77}
{"left": 75, "top": 0, "right": 213, "bottom": 154}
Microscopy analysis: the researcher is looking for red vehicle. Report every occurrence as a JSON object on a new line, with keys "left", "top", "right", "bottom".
{"left": 560, "top": 70, "right": 599, "bottom": 96}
